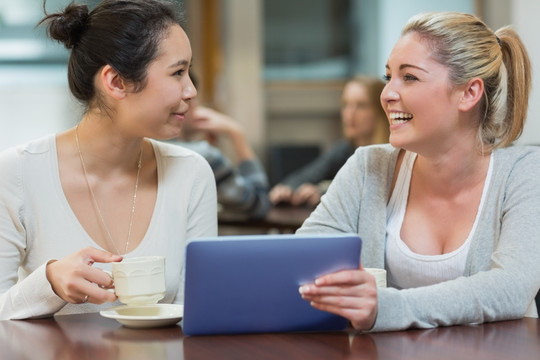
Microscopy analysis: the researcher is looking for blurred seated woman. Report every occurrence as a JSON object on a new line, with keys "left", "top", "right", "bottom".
{"left": 174, "top": 101, "right": 270, "bottom": 219}
{"left": 269, "top": 75, "right": 389, "bottom": 207}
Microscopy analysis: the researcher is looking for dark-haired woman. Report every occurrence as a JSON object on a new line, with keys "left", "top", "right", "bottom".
{"left": 0, "top": 0, "right": 217, "bottom": 320}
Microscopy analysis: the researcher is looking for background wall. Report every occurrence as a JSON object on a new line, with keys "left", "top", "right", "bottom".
{"left": 1, "top": 0, "right": 538, "bottom": 154}
{"left": 0, "top": 66, "right": 80, "bottom": 150}
{"left": 377, "top": 0, "right": 474, "bottom": 70}
{"left": 512, "top": 0, "right": 540, "bottom": 145}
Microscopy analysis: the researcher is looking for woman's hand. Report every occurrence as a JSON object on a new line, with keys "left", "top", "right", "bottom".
{"left": 269, "top": 184, "right": 294, "bottom": 205}
{"left": 298, "top": 266, "right": 379, "bottom": 330}
{"left": 269, "top": 183, "right": 321, "bottom": 206}
{"left": 191, "top": 106, "right": 241, "bottom": 146}
{"left": 290, "top": 183, "right": 321, "bottom": 207}
{"left": 45, "top": 247, "right": 122, "bottom": 304}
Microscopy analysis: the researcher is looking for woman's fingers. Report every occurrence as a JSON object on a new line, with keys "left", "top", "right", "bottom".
{"left": 84, "top": 266, "right": 114, "bottom": 288}
{"left": 291, "top": 184, "right": 321, "bottom": 206}
{"left": 46, "top": 247, "right": 122, "bottom": 304}
{"left": 81, "top": 268, "right": 117, "bottom": 304}
{"left": 303, "top": 289, "right": 378, "bottom": 330}
{"left": 79, "top": 246, "right": 123, "bottom": 265}
{"left": 298, "top": 269, "right": 379, "bottom": 330}
{"left": 316, "top": 268, "right": 371, "bottom": 287}
{"left": 78, "top": 277, "right": 117, "bottom": 304}
{"left": 269, "top": 185, "right": 293, "bottom": 204}
{"left": 309, "top": 300, "right": 378, "bottom": 330}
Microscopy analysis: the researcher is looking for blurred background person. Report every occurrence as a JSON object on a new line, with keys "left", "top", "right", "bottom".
{"left": 269, "top": 75, "right": 389, "bottom": 207}
{"left": 171, "top": 74, "right": 271, "bottom": 219}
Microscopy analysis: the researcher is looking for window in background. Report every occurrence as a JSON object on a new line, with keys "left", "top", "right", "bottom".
{"left": 0, "top": 0, "right": 101, "bottom": 64}
{"left": 0, "top": 0, "right": 185, "bottom": 64}
{"left": 0, "top": 0, "right": 184, "bottom": 151}
{"left": 264, "top": 0, "right": 355, "bottom": 81}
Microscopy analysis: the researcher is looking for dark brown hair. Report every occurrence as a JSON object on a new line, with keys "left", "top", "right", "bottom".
{"left": 39, "top": 0, "right": 184, "bottom": 108}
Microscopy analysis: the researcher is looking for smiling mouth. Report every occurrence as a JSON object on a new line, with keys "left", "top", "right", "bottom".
{"left": 389, "top": 112, "right": 413, "bottom": 125}
{"left": 172, "top": 113, "right": 186, "bottom": 122}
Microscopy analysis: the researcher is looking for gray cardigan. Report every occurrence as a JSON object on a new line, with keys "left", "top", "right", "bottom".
{"left": 298, "top": 144, "right": 540, "bottom": 332}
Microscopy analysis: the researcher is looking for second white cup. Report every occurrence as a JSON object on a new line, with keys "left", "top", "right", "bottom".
{"left": 365, "top": 268, "right": 387, "bottom": 288}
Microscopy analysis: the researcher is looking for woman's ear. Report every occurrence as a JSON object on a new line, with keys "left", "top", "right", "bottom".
{"left": 458, "top": 77, "right": 484, "bottom": 112}
{"left": 99, "top": 65, "right": 128, "bottom": 100}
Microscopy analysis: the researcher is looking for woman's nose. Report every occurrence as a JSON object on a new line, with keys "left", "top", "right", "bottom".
{"left": 183, "top": 78, "right": 198, "bottom": 101}
{"left": 381, "top": 85, "right": 399, "bottom": 103}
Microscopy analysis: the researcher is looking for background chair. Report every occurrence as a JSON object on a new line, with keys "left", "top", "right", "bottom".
{"left": 268, "top": 144, "right": 321, "bottom": 186}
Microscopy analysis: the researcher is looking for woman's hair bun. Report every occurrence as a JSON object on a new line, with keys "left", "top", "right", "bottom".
{"left": 44, "top": 3, "right": 90, "bottom": 49}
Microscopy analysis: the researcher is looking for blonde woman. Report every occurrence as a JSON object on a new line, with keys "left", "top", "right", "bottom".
{"left": 298, "top": 12, "right": 540, "bottom": 331}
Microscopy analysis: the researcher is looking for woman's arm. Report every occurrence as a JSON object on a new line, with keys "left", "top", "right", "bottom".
{"left": 300, "top": 147, "right": 540, "bottom": 332}
{"left": 280, "top": 140, "right": 355, "bottom": 190}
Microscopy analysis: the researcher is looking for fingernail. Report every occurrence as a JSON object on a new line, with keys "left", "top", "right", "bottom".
{"left": 298, "top": 285, "right": 307, "bottom": 294}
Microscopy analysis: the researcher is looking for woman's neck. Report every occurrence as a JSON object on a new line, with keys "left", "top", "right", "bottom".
{"left": 75, "top": 115, "right": 146, "bottom": 177}
{"left": 412, "top": 145, "right": 491, "bottom": 198}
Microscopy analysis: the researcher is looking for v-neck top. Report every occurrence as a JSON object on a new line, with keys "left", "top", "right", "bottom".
{"left": 385, "top": 151, "right": 493, "bottom": 289}
{"left": 0, "top": 135, "right": 217, "bottom": 319}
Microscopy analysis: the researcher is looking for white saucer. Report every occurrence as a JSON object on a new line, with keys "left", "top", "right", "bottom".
{"left": 100, "top": 304, "right": 183, "bottom": 328}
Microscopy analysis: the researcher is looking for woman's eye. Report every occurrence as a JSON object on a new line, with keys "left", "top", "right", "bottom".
{"left": 174, "top": 69, "right": 185, "bottom": 76}
{"left": 404, "top": 74, "right": 418, "bottom": 81}
{"left": 382, "top": 74, "right": 391, "bottom": 82}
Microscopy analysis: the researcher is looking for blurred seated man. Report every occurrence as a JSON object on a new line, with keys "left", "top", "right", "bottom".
{"left": 269, "top": 75, "right": 389, "bottom": 207}
{"left": 173, "top": 104, "right": 270, "bottom": 219}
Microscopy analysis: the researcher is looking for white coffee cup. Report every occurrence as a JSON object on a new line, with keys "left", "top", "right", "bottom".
{"left": 365, "top": 268, "right": 387, "bottom": 288}
{"left": 110, "top": 256, "right": 166, "bottom": 305}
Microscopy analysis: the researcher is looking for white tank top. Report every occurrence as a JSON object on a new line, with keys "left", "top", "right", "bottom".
{"left": 385, "top": 151, "right": 493, "bottom": 289}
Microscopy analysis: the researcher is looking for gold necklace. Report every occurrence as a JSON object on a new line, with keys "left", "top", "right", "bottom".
{"left": 75, "top": 125, "right": 143, "bottom": 255}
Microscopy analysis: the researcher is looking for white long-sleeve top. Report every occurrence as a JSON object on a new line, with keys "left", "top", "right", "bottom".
{"left": 0, "top": 135, "right": 217, "bottom": 320}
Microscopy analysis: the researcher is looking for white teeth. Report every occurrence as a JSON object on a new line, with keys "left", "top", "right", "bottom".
{"left": 391, "top": 119, "right": 409, "bottom": 125}
{"left": 389, "top": 112, "right": 413, "bottom": 125}
{"left": 389, "top": 112, "right": 413, "bottom": 119}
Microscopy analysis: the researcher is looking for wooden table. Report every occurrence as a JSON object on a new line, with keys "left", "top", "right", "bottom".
{"left": 218, "top": 205, "right": 315, "bottom": 234}
{"left": 1, "top": 313, "right": 539, "bottom": 360}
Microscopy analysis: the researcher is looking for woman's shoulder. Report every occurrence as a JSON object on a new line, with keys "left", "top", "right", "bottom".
{"left": 151, "top": 139, "right": 208, "bottom": 161}
{"left": 332, "top": 143, "right": 400, "bottom": 182}
{"left": 150, "top": 139, "right": 213, "bottom": 174}
{"left": 0, "top": 135, "right": 55, "bottom": 155}
{"left": 0, "top": 135, "right": 55, "bottom": 196}
{"left": 169, "top": 140, "right": 223, "bottom": 162}
{"left": 491, "top": 145, "right": 540, "bottom": 186}
{"left": 352, "top": 143, "right": 401, "bottom": 163}
{"left": 0, "top": 135, "right": 55, "bottom": 166}
{"left": 494, "top": 145, "right": 540, "bottom": 167}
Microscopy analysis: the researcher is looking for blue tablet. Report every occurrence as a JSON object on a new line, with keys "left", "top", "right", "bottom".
{"left": 182, "top": 233, "right": 362, "bottom": 335}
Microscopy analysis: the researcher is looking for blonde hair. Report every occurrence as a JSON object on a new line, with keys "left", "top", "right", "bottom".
{"left": 402, "top": 12, "right": 531, "bottom": 150}
{"left": 348, "top": 75, "right": 390, "bottom": 144}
